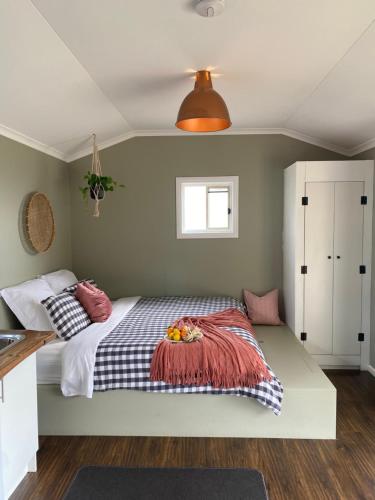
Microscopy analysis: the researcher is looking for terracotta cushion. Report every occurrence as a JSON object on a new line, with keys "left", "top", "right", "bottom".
{"left": 243, "top": 289, "right": 283, "bottom": 325}
{"left": 75, "top": 281, "right": 112, "bottom": 323}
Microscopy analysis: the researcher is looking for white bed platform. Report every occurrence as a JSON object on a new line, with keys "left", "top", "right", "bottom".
{"left": 37, "top": 326, "right": 336, "bottom": 439}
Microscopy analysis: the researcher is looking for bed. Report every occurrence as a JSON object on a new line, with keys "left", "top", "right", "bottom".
{"left": 36, "top": 296, "right": 336, "bottom": 439}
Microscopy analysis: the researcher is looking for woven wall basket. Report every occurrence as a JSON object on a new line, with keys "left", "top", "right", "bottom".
{"left": 26, "top": 193, "right": 55, "bottom": 253}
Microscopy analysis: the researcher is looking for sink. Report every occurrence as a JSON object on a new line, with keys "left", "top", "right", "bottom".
{"left": 0, "top": 333, "right": 26, "bottom": 354}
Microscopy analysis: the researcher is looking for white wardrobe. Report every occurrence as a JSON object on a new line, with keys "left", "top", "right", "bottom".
{"left": 283, "top": 161, "right": 373, "bottom": 369}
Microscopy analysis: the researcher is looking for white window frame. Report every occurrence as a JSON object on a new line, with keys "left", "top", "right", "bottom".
{"left": 176, "top": 176, "right": 239, "bottom": 239}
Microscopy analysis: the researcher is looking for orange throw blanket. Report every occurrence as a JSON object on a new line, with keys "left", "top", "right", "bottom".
{"left": 150, "top": 308, "right": 272, "bottom": 388}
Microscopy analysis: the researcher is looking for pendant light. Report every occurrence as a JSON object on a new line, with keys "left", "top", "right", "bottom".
{"left": 176, "top": 70, "right": 231, "bottom": 132}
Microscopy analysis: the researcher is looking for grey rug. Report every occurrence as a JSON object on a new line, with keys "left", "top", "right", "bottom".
{"left": 64, "top": 466, "right": 268, "bottom": 500}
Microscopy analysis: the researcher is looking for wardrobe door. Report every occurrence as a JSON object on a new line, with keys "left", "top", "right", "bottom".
{"left": 332, "top": 182, "right": 363, "bottom": 356}
{"left": 304, "top": 182, "right": 334, "bottom": 354}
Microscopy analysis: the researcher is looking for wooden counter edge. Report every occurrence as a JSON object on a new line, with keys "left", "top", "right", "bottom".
{"left": 0, "top": 330, "right": 56, "bottom": 379}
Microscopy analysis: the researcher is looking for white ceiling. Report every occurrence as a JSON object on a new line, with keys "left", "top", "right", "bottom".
{"left": 1, "top": 0, "right": 375, "bottom": 161}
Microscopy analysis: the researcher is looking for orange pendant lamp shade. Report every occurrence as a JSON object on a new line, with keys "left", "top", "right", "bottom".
{"left": 176, "top": 70, "right": 231, "bottom": 132}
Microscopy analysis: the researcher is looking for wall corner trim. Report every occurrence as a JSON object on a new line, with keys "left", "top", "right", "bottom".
{"left": 368, "top": 364, "right": 375, "bottom": 377}
{"left": 347, "top": 137, "right": 375, "bottom": 157}
{"left": 65, "top": 127, "right": 353, "bottom": 163}
{"left": 0, "top": 124, "right": 65, "bottom": 161}
{"left": 5, "top": 120, "right": 375, "bottom": 163}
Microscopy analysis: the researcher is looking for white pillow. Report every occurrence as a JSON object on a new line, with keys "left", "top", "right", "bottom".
{"left": 1, "top": 278, "right": 55, "bottom": 331}
{"left": 40, "top": 269, "right": 78, "bottom": 294}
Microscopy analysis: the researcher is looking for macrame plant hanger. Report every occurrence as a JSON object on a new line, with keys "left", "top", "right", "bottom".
{"left": 91, "top": 133, "right": 103, "bottom": 217}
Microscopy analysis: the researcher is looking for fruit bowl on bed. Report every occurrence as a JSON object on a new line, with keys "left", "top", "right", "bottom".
{"left": 165, "top": 325, "right": 203, "bottom": 343}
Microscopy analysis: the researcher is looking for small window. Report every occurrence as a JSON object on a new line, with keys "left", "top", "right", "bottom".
{"left": 176, "top": 176, "right": 239, "bottom": 239}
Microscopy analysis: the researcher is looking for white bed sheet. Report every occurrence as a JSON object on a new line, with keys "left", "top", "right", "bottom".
{"left": 61, "top": 297, "right": 140, "bottom": 397}
{"left": 36, "top": 338, "right": 66, "bottom": 384}
{"left": 36, "top": 297, "right": 140, "bottom": 390}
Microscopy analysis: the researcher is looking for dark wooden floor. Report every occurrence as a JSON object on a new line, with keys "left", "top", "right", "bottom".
{"left": 12, "top": 371, "right": 375, "bottom": 500}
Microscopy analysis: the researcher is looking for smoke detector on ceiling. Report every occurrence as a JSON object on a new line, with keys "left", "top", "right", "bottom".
{"left": 195, "top": 0, "right": 225, "bottom": 17}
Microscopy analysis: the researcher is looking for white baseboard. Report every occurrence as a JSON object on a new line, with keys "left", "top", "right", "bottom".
{"left": 368, "top": 365, "right": 375, "bottom": 377}
{"left": 313, "top": 354, "right": 360, "bottom": 367}
{"left": 321, "top": 365, "right": 359, "bottom": 370}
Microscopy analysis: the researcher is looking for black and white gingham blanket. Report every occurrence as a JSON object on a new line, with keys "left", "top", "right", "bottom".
{"left": 94, "top": 296, "right": 283, "bottom": 415}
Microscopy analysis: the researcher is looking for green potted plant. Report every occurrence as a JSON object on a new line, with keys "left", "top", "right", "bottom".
{"left": 79, "top": 172, "right": 124, "bottom": 202}
{"left": 79, "top": 133, "right": 125, "bottom": 217}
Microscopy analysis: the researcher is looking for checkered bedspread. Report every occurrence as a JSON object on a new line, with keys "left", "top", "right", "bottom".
{"left": 94, "top": 296, "right": 283, "bottom": 414}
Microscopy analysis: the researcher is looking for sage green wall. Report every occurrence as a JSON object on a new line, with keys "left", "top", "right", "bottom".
{"left": 69, "top": 134, "right": 343, "bottom": 304}
{"left": 354, "top": 147, "right": 375, "bottom": 367}
{"left": 0, "top": 135, "right": 72, "bottom": 329}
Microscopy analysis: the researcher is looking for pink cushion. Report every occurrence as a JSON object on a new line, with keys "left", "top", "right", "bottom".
{"left": 75, "top": 281, "right": 112, "bottom": 323}
{"left": 244, "top": 289, "right": 283, "bottom": 325}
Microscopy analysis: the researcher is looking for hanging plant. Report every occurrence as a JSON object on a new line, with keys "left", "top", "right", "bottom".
{"left": 79, "top": 134, "right": 124, "bottom": 217}
{"left": 80, "top": 173, "right": 123, "bottom": 201}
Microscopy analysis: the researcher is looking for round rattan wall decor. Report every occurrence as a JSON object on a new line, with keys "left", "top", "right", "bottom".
{"left": 26, "top": 193, "right": 55, "bottom": 253}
